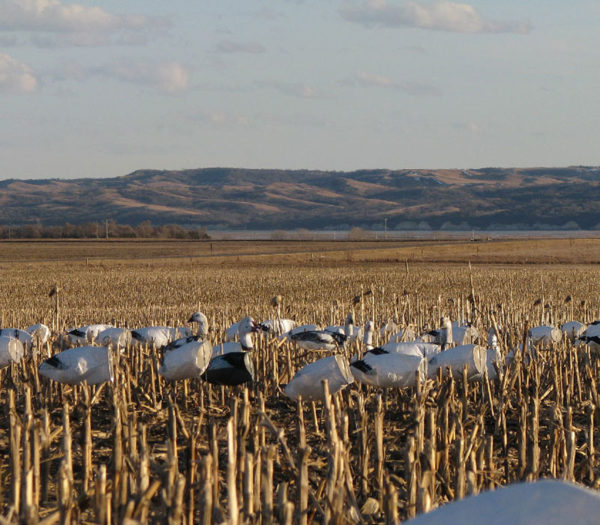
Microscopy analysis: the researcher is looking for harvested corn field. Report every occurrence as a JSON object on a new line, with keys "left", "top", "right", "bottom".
{"left": 0, "top": 239, "right": 599, "bottom": 523}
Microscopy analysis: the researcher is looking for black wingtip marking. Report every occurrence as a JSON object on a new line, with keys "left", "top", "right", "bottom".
{"left": 350, "top": 360, "right": 372, "bottom": 374}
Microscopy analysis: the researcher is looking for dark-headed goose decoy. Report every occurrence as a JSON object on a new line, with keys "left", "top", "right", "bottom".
{"left": 202, "top": 351, "right": 255, "bottom": 386}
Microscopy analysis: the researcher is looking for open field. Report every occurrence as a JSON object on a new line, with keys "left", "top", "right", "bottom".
{"left": 1, "top": 237, "right": 599, "bottom": 266}
{"left": 0, "top": 240, "right": 599, "bottom": 523}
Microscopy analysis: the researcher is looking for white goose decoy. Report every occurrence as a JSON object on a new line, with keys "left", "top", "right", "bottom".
{"left": 577, "top": 321, "right": 600, "bottom": 352}
{"left": 427, "top": 344, "right": 488, "bottom": 380}
{"left": 202, "top": 351, "right": 255, "bottom": 386}
{"left": 188, "top": 312, "right": 209, "bottom": 338}
{"left": 417, "top": 317, "right": 454, "bottom": 349}
{"left": 404, "top": 479, "right": 600, "bottom": 525}
{"left": 350, "top": 349, "right": 425, "bottom": 389}
{"left": 159, "top": 337, "right": 212, "bottom": 381}
{"left": 451, "top": 322, "right": 479, "bottom": 345}
{"left": 325, "top": 312, "right": 363, "bottom": 341}
{"left": 289, "top": 329, "right": 347, "bottom": 351}
{"left": 96, "top": 327, "right": 132, "bottom": 348}
{"left": 375, "top": 341, "right": 441, "bottom": 359}
{"left": 39, "top": 346, "right": 113, "bottom": 385}
{"left": 379, "top": 320, "right": 400, "bottom": 339}
{"left": 284, "top": 355, "right": 354, "bottom": 401}
{"left": 0, "top": 328, "right": 33, "bottom": 348}
{"left": 25, "top": 323, "right": 51, "bottom": 345}
{"left": 561, "top": 321, "right": 587, "bottom": 343}
{"left": 363, "top": 319, "right": 375, "bottom": 350}
{"left": 66, "top": 324, "right": 113, "bottom": 346}
{"left": 131, "top": 325, "right": 191, "bottom": 349}
{"left": 0, "top": 335, "right": 24, "bottom": 367}
{"left": 259, "top": 318, "right": 297, "bottom": 336}
{"left": 528, "top": 325, "right": 562, "bottom": 347}
{"left": 279, "top": 324, "right": 320, "bottom": 340}
{"left": 224, "top": 321, "right": 241, "bottom": 341}
{"left": 212, "top": 316, "right": 259, "bottom": 357}
{"left": 385, "top": 327, "right": 417, "bottom": 344}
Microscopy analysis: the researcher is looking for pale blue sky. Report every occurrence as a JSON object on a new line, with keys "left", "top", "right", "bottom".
{"left": 0, "top": 0, "right": 597, "bottom": 179}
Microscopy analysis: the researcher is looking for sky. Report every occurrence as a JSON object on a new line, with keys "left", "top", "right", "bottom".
{"left": 0, "top": 0, "right": 598, "bottom": 179}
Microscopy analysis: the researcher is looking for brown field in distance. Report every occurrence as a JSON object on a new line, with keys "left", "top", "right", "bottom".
{"left": 0, "top": 237, "right": 599, "bottom": 266}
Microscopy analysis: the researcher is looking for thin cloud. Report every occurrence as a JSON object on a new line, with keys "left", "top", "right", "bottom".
{"left": 96, "top": 60, "right": 190, "bottom": 93}
{"left": 340, "top": 0, "right": 531, "bottom": 34}
{"left": 0, "top": 52, "right": 37, "bottom": 93}
{"left": 258, "top": 81, "right": 319, "bottom": 98}
{"left": 341, "top": 71, "right": 441, "bottom": 96}
{"left": 216, "top": 40, "right": 266, "bottom": 54}
{"left": 0, "top": 0, "right": 168, "bottom": 46}
{"left": 55, "top": 59, "right": 190, "bottom": 93}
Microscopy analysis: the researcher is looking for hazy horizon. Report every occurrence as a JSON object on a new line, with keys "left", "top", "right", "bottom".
{"left": 1, "top": 1, "right": 598, "bottom": 180}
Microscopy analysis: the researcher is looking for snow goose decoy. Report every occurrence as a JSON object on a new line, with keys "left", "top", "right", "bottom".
{"left": 404, "top": 479, "right": 600, "bottom": 525}
{"left": 385, "top": 327, "right": 418, "bottom": 344}
{"left": 289, "top": 328, "right": 347, "bottom": 351}
{"left": 212, "top": 316, "right": 260, "bottom": 357}
{"left": 25, "top": 323, "right": 51, "bottom": 345}
{"left": 0, "top": 328, "right": 33, "bottom": 348}
{"left": 560, "top": 321, "right": 587, "bottom": 343}
{"left": 188, "top": 311, "right": 209, "bottom": 338}
{"left": 279, "top": 324, "right": 320, "bottom": 340}
{"left": 259, "top": 318, "right": 297, "bottom": 336}
{"left": 350, "top": 349, "right": 425, "bottom": 389}
{"left": 325, "top": 312, "right": 362, "bottom": 341}
{"left": 577, "top": 321, "right": 600, "bottom": 352}
{"left": 39, "top": 346, "right": 113, "bottom": 385}
{"left": 0, "top": 335, "right": 24, "bottom": 368}
{"left": 202, "top": 351, "right": 255, "bottom": 386}
{"left": 96, "top": 327, "right": 132, "bottom": 348}
{"left": 427, "top": 344, "right": 488, "bottom": 380}
{"left": 363, "top": 319, "right": 375, "bottom": 351}
{"left": 528, "top": 325, "right": 562, "bottom": 347}
{"left": 372, "top": 341, "right": 441, "bottom": 359}
{"left": 284, "top": 355, "right": 354, "bottom": 401}
{"left": 66, "top": 324, "right": 113, "bottom": 346}
{"left": 131, "top": 325, "right": 191, "bottom": 349}
{"left": 418, "top": 317, "right": 454, "bottom": 350}
{"left": 159, "top": 337, "right": 212, "bottom": 381}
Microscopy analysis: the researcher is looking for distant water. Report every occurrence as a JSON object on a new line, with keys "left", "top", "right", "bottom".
{"left": 208, "top": 230, "right": 600, "bottom": 241}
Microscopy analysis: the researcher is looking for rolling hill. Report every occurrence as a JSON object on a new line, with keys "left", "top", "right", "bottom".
{"left": 1, "top": 167, "right": 599, "bottom": 230}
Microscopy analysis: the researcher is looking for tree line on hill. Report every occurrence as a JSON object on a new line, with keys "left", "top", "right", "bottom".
{"left": 0, "top": 220, "right": 210, "bottom": 240}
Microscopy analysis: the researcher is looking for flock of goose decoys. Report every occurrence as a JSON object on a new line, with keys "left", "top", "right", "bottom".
{"left": 1, "top": 309, "right": 600, "bottom": 401}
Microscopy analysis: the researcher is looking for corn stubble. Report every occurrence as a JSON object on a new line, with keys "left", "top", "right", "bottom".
{"left": 0, "top": 249, "right": 599, "bottom": 523}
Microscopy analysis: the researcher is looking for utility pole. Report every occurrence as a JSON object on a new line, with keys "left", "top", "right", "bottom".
{"left": 105, "top": 219, "right": 109, "bottom": 239}
{"left": 384, "top": 218, "right": 388, "bottom": 240}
